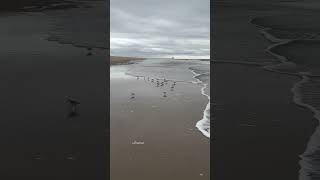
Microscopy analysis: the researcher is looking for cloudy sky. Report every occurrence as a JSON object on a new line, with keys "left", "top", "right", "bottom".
{"left": 111, "top": 0, "right": 210, "bottom": 59}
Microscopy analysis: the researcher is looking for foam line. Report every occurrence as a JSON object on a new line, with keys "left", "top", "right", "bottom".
{"left": 190, "top": 69, "right": 210, "bottom": 138}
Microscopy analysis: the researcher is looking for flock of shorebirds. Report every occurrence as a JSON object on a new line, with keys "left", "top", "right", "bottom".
{"left": 130, "top": 77, "right": 177, "bottom": 99}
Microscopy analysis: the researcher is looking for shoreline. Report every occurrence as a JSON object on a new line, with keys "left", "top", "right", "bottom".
{"left": 212, "top": 1, "right": 320, "bottom": 179}
{"left": 249, "top": 15, "right": 320, "bottom": 121}
{"left": 212, "top": 62, "right": 315, "bottom": 179}
{"left": 110, "top": 59, "right": 210, "bottom": 180}
{"left": 220, "top": 5, "right": 320, "bottom": 179}
{"left": 110, "top": 56, "right": 145, "bottom": 65}
{"left": 190, "top": 69, "right": 210, "bottom": 138}
{"left": 251, "top": 13, "right": 320, "bottom": 178}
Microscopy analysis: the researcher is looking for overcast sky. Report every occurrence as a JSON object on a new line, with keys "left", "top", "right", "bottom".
{"left": 110, "top": 0, "right": 210, "bottom": 59}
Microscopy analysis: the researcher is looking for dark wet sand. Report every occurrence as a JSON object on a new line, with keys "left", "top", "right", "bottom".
{"left": 213, "top": 0, "right": 320, "bottom": 179}
{"left": 271, "top": 40, "right": 320, "bottom": 73}
{"left": 0, "top": 1, "right": 108, "bottom": 179}
{"left": 0, "top": 0, "right": 80, "bottom": 12}
{"left": 212, "top": 63, "right": 316, "bottom": 180}
{"left": 111, "top": 65, "right": 210, "bottom": 180}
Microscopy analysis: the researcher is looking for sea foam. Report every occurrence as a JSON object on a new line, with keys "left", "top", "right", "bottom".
{"left": 191, "top": 68, "right": 210, "bottom": 138}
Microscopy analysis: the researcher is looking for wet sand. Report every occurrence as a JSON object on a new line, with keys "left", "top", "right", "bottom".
{"left": 0, "top": 1, "right": 108, "bottom": 179}
{"left": 213, "top": 63, "right": 316, "bottom": 179}
{"left": 270, "top": 40, "right": 320, "bottom": 74}
{"left": 213, "top": 0, "right": 320, "bottom": 179}
{"left": 0, "top": 0, "right": 80, "bottom": 12}
{"left": 111, "top": 60, "right": 210, "bottom": 180}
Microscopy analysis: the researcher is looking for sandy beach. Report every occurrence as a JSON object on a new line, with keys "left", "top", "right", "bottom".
{"left": 0, "top": 1, "right": 108, "bottom": 179}
{"left": 213, "top": 0, "right": 320, "bottom": 179}
{"left": 111, "top": 59, "right": 210, "bottom": 180}
{"left": 110, "top": 56, "right": 145, "bottom": 65}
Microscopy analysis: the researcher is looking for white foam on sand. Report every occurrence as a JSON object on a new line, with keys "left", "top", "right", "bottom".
{"left": 191, "top": 69, "right": 210, "bottom": 138}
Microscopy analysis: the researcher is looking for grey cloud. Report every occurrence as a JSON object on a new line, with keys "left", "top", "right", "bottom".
{"left": 111, "top": 0, "right": 210, "bottom": 59}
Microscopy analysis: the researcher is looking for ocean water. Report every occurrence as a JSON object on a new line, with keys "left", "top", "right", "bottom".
{"left": 111, "top": 58, "right": 210, "bottom": 138}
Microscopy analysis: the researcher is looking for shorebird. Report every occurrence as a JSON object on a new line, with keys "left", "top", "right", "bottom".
{"left": 86, "top": 47, "right": 93, "bottom": 56}
{"left": 163, "top": 92, "right": 167, "bottom": 97}
{"left": 66, "top": 97, "right": 80, "bottom": 112}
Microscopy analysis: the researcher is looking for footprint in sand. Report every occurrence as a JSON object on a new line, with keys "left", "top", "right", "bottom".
{"left": 65, "top": 153, "right": 76, "bottom": 160}
{"left": 239, "top": 123, "right": 257, "bottom": 127}
{"left": 32, "top": 153, "right": 42, "bottom": 160}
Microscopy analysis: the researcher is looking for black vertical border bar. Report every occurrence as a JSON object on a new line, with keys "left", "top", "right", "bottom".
{"left": 106, "top": 0, "right": 111, "bottom": 179}
{"left": 210, "top": 0, "right": 214, "bottom": 178}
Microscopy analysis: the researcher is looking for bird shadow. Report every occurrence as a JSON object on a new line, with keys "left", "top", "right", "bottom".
{"left": 67, "top": 111, "right": 80, "bottom": 119}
